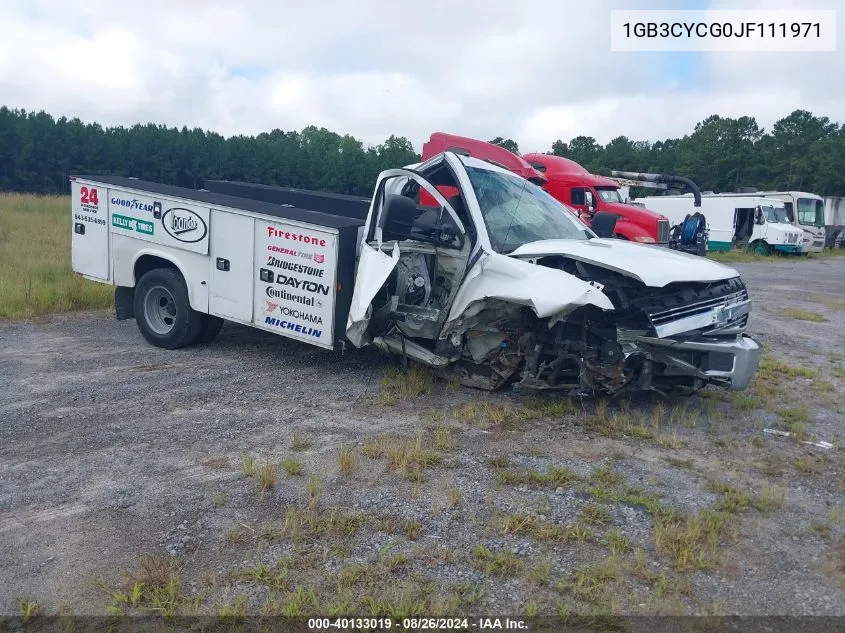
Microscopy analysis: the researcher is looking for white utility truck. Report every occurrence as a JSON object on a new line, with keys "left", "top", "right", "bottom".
{"left": 633, "top": 194, "right": 803, "bottom": 255}
{"left": 71, "top": 151, "right": 762, "bottom": 396}
{"left": 691, "top": 191, "right": 825, "bottom": 254}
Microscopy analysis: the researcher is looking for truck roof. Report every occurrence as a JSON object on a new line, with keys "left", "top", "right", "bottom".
{"left": 70, "top": 175, "right": 366, "bottom": 229}
{"left": 421, "top": 133, "right": 547, "bottom": 185}
{"left": 521, "top": 153, "right": 621, "bottom": 189}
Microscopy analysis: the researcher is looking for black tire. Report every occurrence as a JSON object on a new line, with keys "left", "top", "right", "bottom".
{"left": 198, "top": 315, "right": 225, "bottom": 344}
{"left": 134, "top": 268, "right": 205, "bottom": 349}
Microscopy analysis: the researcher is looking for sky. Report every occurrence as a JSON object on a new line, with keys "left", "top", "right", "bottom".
{"left": 0, "top": 0, "right": 842, "bottom": 153}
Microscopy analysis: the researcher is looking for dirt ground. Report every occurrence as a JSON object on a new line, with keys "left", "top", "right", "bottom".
{"left": 1, "top": 257, "right": 843, "bottom": 622}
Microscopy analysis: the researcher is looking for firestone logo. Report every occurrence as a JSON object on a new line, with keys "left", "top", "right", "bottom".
{"left": 267, "top": 226, "right": 326, "bottom": 248}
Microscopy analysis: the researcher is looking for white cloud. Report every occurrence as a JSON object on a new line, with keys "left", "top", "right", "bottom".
{"left": 0, "top": 0, "right": 841, "bottom": 154}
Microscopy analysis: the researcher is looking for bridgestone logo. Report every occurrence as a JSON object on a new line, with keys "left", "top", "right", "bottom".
{"left": 266, "top": 256, "right": 324, "bottom": 278}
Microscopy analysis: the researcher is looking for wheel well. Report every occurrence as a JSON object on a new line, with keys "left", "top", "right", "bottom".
{"left": 134, "top": 255, "right": 181, "bottom": 284}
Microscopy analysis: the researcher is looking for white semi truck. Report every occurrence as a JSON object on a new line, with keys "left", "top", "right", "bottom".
{"left": 70, "top": 151, "right": 762, "bottom": 396}
{"left": 633, "top": 194, "right": 803, "bottom": 255}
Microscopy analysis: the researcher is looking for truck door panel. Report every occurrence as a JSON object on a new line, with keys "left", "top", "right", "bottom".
{"left": 209, "top": 210, "right": 254, "bottom": 323}
{"left": 71, "top": 181, "right": 110, "bottom": 281}
{"left": 348, "top": 168, "right": 470, "bottom": 345}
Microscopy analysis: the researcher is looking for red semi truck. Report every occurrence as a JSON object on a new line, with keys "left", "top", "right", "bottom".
{"left": 420, "top": 132, "right": 670, "bottom": 245}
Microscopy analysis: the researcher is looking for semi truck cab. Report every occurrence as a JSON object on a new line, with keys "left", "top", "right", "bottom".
{"left": 522, "top": 153, "right": 671, "bottom": 245}
{"left": 419, "top": 133, "right": 670, "bottom": 246}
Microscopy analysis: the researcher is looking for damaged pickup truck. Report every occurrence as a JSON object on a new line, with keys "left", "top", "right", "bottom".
{"left": 70, "top": 150, "right": 762, "bottom": 397}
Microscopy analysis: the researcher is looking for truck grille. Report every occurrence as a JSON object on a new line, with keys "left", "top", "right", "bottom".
{"left": 657, "top": 219, "right": 669, "bottom": 244}
{"left": 631, "top": 278, "right": 752, "bottom": 339}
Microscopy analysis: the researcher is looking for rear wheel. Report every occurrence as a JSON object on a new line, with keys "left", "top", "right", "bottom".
{"left": 134, "top": 268, "right": 205, "bottom": 349}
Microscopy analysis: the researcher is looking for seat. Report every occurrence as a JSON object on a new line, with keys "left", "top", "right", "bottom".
{"left": 590, "top": 212, "right": 619, "bottom": 238}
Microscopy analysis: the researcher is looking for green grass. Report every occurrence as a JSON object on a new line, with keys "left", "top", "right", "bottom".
{"left": 782, "top": 308, "right": 829, "bottom": 323}
{"left": 0, "top": 193, "right": 114, "bottom": 319}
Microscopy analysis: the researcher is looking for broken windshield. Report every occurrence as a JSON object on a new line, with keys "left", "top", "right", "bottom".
{"left": 465, "top": 166, "right": 593, "bottom": 253}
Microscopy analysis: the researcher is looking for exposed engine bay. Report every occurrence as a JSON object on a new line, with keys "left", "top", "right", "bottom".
{"left": 368, "top": 248, "right": 755, "bottom": 397}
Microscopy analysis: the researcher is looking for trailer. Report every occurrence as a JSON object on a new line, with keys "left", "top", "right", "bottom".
{"left": 632, "top": 194, "right": 803, "bottom": 255}
{"left": 823, "top": 196, "right": 845, "bottom": 249}
{"left": 71, "top": 151, "right": 763, "bottom": 396}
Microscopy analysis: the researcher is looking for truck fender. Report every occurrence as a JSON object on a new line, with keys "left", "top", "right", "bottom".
{"left": 117, "top": 247, "right": 208, "bottom": 313}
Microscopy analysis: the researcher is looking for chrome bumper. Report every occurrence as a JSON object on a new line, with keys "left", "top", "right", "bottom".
{"left": 623, "top": 333, "right": 763, "bottom": 391}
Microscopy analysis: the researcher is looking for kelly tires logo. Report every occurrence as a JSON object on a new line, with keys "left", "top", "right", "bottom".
{"left": 162, "top": 208, "right": 208, "bottom": 243}
{"left": 112, "top": 214, "right": 154, "bottom": 235}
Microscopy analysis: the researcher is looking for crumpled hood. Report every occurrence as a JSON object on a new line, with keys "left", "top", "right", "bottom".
{"left": 508, "top": 238, "right": 739, "bottom": 287}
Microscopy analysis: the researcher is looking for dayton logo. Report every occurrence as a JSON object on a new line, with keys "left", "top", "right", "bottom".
{"left": 162, "top": 208, "right": 208, "bottom": 243}
{"left": 274, "top": 274, "right": 330, "bottom": 296}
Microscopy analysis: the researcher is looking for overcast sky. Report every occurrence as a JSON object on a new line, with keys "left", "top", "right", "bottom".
{"left": 0, "top": 0, "right": 841, "bottom": 153}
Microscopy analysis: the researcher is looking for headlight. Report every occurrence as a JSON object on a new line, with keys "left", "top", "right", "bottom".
{"left": 633, "top": 236, "right": 656, "bottom": 243}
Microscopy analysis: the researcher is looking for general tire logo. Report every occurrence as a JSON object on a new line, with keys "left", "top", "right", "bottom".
{"left": 161, "top": 208, "right": 208, "bottom": 243}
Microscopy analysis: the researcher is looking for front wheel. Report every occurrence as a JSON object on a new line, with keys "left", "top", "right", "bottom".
{"left": 749, "top": 241, "right": 771, "bottom": 256}
{"left": 134, "top": 268, "right": 205, "bottom": 349}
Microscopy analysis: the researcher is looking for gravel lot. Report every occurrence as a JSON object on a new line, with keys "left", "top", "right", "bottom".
{"left": 1, "top": 257, "right": 843, "bottom": 620}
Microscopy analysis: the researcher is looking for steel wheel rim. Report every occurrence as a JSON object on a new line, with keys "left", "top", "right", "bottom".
{"left": 143, "top": 285, "right": 178, "bottom": 335}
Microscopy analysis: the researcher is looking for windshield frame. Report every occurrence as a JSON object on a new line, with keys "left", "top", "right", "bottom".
{"left": 595, "top": 187, "right": 623, "bottom": 204}
{"left": 760, "top": 205, "right": 790, "bottom": 224}
{"left": 464, "top": 164, "right": 596, "bottom": 254}
{"left": 797, "top": 197, "right": 824, "bottom": 227}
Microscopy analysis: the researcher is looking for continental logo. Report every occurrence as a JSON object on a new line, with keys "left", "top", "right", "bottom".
{"left": 265, "top": 286, "right": 323, "bottom": 308}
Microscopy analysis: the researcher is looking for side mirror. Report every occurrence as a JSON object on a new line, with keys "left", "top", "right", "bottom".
{"left": 585, "top": 191, "right": 595, "bottom": 210}
{"left": 755, "top": 211, "right": 764, "bottom": 225}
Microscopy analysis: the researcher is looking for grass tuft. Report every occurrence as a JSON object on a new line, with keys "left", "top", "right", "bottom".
{"left": 378, "top": 365, "right": 435, "bottom": 405}
{"left": 782, "top": 308, "right": 828, "bottom": 323}
{"left": 338, "top": 445, "right": 359, "bottom": 475}
{"left": 497, "top": 466, "right": 581, "bottom": 488}
{"left": 471, "top": 544, "right": 523, "bottom": 577}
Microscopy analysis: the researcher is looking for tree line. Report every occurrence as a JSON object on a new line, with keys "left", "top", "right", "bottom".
{"left": 1, "top": 106, "right": 843, "bottom": 197}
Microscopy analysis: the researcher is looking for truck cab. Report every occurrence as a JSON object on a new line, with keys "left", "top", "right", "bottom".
{"left": 522, "top": 153, "right": 670, "bottom": 245}
{"left": 763, "top": 192, "right": 826, "bottom": 253}
{"left": 419, "top": 133, "right": 670, "bottom": 245}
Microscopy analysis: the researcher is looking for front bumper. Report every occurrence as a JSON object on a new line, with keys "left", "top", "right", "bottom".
{"left": 624, "top": 333, "right": 763, "bottom": 391}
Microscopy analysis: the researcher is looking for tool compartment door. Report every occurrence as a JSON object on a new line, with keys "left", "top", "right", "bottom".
{"left": 71, "top": 181, "right": 110, "bottom": 281}
{"left": 209, "top": 210, "right": 255, "bottom": 323}
{"left": 253, "top": 219, "right": 338, "bottom": 350}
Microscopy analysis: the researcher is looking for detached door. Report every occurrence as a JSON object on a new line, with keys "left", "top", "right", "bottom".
{"left": 209, "top": 210, "right": 254, "bottom": 323}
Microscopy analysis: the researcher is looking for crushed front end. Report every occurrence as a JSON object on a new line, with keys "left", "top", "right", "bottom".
{"left": 504, "top": 260, "right": 762, "bottom": 396}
